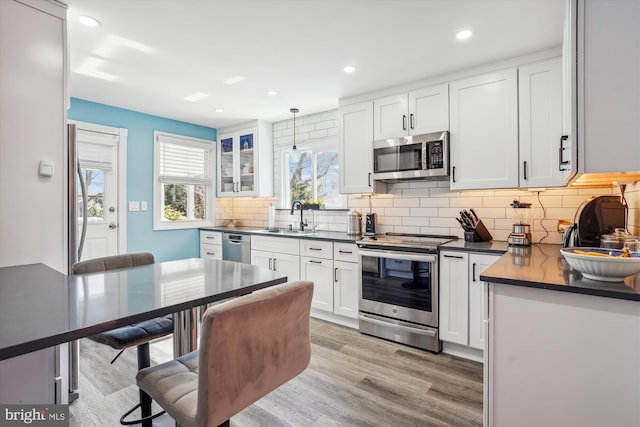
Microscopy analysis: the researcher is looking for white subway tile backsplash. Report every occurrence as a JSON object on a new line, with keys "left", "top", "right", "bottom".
{"left": 217, "top": 109, "right": 636, "bottom": 243}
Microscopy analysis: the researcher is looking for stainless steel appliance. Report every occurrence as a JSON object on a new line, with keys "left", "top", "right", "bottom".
{"left": 357, "top": 233, "right": 456, "bottom": 352}
{"left": 372, "top": 131, "right": 449, "bottom": 182}
{"left": 562, "top": 195, "right": 627, "bottom": 248}
{"left": 507, "top": 200, "right": 533, "bottom": 246}
{"left": 364, "top": 213, "right": 377, "bottom": 236}
{"left": 222, "top": 233, "right": 251, "bottom": 263}
{"left": 347, "top": 211, "right": 362, "bottom": 235}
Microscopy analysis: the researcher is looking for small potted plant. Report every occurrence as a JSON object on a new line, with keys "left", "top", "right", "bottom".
{"left": 302, "top": 200, "right": 325, "bottom": 210}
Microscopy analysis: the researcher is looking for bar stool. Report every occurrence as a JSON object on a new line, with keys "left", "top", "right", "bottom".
{"left": 72, "top": 252, "right": 173, "bottom": 426}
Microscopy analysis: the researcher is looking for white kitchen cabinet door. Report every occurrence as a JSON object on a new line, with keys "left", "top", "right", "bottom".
{"left": 301, "top": 256, "right": 334, "bottom": 312}
{"left": 577, "top": 0, "right": 640, "bottom": 174}
{"left": 374, "top": 94, "right": 408, "bottom": 140}
{"left": 408, "top": 84, "right": 449, "bottom": 135}
{"left": 450, "top": 68, "right": 519, "bottom": 190}
{"left": 217, "top": 121, "right": 273, "bottom": 197}
{"left": 273, "top": 252, "right": 300, "bottom": 281}
{"left": 519, "top": 57, "right": 565, "bottom": 188}
{"left": 468, "top": 253, "right": 500, "bottom": 350}
{"left": 251, "top": 249, "right": 300, "bottom": 281}
{"left": 373, "top": 84, "right": 449, "bottom": 140}
{"left": 439, "top": 251, "right": 469, "bottom": 345}
{"left": 339, "top": 102, "right": 385, "bottom": 194}
{"left": 333, "top": 260, "right": 359, "bottom": 319}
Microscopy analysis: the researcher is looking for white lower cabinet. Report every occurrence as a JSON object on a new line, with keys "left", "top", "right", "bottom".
{"left": 301, "top": 256, "right": 333, "bottom": 311}
{"left": 199, "top": 230, "right": 222, "bottom": 260}
{"left": 333, "top": 260, "right": 359, "bottom": 319}
{"left": 251, "top": 235, "right": 300, "bottom": 281}
{"left": 439, "top": 250, "right": 500, "bottom": 350}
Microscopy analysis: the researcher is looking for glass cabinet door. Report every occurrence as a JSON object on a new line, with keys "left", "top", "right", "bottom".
{"left": 238, "top": 133, "right": 255, "bottom": 193}
{"left": 219, "top": 137, "right": 235, "bottom": 194}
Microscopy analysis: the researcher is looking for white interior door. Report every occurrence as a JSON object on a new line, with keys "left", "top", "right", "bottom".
{"left": 76, "top": 129, "right": 119, "bottom": 261}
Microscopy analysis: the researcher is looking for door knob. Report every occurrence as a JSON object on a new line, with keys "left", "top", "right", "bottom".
{"left": 109, "top": 206, "right": 116, "bottom": 212}
{"left": 109, "top": 223, "right": 118, "bottom": 230}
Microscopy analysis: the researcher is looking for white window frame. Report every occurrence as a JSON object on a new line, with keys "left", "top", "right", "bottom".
{"left": 153, "top": 131, "right": 215, "bottom": 230}
{"left": 279, "top": 137, "right": 346, "bottom": 209}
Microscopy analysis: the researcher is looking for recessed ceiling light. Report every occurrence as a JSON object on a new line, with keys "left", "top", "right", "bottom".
{"left": 266, "top": 90, "right": 278, "bottom": 96}
{"left": 215, "top": 108, "right": 224, "bottom": 113}
{"left": 79, "top": 15, "right": 101, "bottom": 27}
{"left": 456, "top": 30, "right": 473, "bottom": 40}
{"left": 343, "top": 65, "right": 358, "bottom": 73}
{"left": 183, "top": 92, "right": 209, "bottom": 102}
{"left": 224, "top": 76, "right": 245, "bottom": 85}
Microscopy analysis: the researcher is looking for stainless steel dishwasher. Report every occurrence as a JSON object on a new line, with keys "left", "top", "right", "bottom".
{"left": 222, "top": 232, "right": 251, "bottom": 263}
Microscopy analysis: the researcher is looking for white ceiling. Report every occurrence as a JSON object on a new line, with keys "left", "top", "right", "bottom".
{"left": 65, "top": 0, "right": 566, "bottom": 129}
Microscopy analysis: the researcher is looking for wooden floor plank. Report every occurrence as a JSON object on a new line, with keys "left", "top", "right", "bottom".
{"left": 70, "top": 318, "right": 482, "bottom": 426}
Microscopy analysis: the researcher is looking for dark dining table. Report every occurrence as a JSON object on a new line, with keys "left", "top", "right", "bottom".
{"left": 0, "top": 258, "right": 287, "bottom": 361}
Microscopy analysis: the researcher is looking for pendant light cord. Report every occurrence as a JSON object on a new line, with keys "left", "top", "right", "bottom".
{"left": 290, "top": 107, "right": 299, "bottom": 150}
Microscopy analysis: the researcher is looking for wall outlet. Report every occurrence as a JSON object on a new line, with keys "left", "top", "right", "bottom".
{"left": 129, "top": 201, "right": 140, "bottom": 212}
{"left": 141, "top": 201, "right": 148, "bottom": 211}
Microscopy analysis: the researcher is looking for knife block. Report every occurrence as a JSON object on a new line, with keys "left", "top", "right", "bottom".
{"left": 464, "top": 219, "right": 493, "bottom": 242}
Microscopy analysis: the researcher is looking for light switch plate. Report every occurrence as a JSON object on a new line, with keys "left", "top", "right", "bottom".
{"left": 141, "top": 201, "right": 148, "bottom": 211}
{"left": 129, "top": 201, "right": 140, "bottom": 211}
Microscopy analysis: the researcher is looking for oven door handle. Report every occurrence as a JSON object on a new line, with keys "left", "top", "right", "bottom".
{"left": 357, "top": 249, "right": 437, "bottom": 263}
{"left": 358, "top": 314, "right": 437, "bottom": 337}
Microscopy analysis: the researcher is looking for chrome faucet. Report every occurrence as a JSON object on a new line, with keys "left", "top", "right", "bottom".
{"left": 290, "top": 200, "right": 308, "bottom": 231}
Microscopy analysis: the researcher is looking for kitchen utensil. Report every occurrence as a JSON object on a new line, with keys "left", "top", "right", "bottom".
{"left": 560, "top": 247, "right": 640, "bottom": 282}
{"left": 347, "top": 211, "right": 362, "bottom": 235}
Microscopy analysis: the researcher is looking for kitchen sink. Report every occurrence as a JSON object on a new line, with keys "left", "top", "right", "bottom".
{"left": 258, "top": 229, "right": 317, "bottom": 235}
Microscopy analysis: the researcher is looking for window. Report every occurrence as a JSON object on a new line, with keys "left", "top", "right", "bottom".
{"left": 154, "top": 131, "right": 215, "bottom": 230}
{"left": 281, "top": 139, "right": 345, "bottom": 208}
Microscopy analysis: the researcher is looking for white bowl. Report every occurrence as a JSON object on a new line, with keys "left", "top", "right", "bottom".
{"left": 560, "top": 247, "right": 640, "bottom": 282}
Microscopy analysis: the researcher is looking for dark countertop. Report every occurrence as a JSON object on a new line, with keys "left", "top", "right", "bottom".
{"left": 200, "top": 226, "right": 361, "bottom": 243}
{"left": 0, "top": 260, "right": 286, "bottom": 361}
{"left": 480, "top": 243, "right": 640, "bottom": 302}
{"left": 440, "top": 239, "right": 509, "bottom": 254}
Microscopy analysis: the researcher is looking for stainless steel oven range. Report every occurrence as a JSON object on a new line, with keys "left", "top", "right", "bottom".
{"left": 357, "top": 233, "right": 456, "bottom": 353}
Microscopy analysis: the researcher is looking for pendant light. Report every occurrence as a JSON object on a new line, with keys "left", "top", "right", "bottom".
{"left": 290, "top": 107, "right": 299, "bottom": 150}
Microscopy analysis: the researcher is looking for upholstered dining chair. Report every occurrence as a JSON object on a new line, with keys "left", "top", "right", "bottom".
{"left": 72, "top": 252, "right": 174, "bottom": 426}
{"left": 136, "top": 280, "right": 314, "bottom": 427}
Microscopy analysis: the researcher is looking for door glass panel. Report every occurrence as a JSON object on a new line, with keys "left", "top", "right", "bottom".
{"left": 239, "top": 134, "right": 254, "bottom": 192}
{"left": 80, "top": 168, "right": 105, "bottom": 223}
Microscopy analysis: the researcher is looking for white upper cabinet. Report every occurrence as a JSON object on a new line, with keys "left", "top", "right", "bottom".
{"left": 217, "top": 120, "right": 273, "bottom": 197}
{"left": 338, "top": 101, "right": 385, "bottom": 194}
{"left": 518, "top": 57, "right": 566, "bottom": 188}
{"left": 577, "top": 0, "right": 640, "bottom": 173}
{"left": 373, "top": 84, "right": 449, "bottom": 140}
{"left": 449, "top": 68, "right": 519, "bottom": 190}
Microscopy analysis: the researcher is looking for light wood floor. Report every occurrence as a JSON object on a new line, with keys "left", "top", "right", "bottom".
{"left": 70, "top": 319, "right": 483, "bottom": 426}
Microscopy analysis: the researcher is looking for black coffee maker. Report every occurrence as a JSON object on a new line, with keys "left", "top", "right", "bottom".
{"left": 563, "top": 195, "right": 626, "bottom": 247}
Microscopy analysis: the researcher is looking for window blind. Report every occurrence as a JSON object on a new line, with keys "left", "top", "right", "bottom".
{"left": 157, "top": 135, "right": 212, "bottom": 185}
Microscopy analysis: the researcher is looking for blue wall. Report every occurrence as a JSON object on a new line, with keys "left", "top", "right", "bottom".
{"left": 68, "top": 98, "right": 217, "bottom": 262}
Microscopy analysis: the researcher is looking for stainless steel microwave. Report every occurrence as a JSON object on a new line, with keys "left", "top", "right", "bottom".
{"left": 372, "top": 131, "right": 449, "bottom": 182}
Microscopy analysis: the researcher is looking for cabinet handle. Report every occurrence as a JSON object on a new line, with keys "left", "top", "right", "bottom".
{"left": 472, "top": 262, "right": 477, "bottom": 282}
{"left": 410, "top": 113, "right": 414, "bottom": 129}
{"left": 309, "top": 247, "right": 322, "bottom": 251}
{"left": 206, "top": 236, "right": 216, "bottom": 239}
{"left": 402, "top": 115, "right": 407, "bottom": 131}
{"left": 268, "top": 258, "right": 273, "bottom": 270}
{"left": 368, "top": 172, "right": 372, "bottom": 187}
{"left": 273, "top": 258, "right": 278, "bottom": 271}
{"left": 334, "top": 267, "right": 339, "bottom": 283}
{"left": 443, "top": 254, "right": 464, "bottom": 259}
{"left": 339, "top": 250, "right": 353, "bottom": 254}
{"left": 206, "top": 252, "right": 215, "bottom": 256}
{"left": 309, "top": 259, "right": 322, "bottom": 264}
{"left": 452, "top": 166, "right": 456, "bottom": 183}
{"left": 523, "top": 161, "right": 528, "bottom": 180}
{"left": 559, "top": 135, "right": 569, "bottom": 171}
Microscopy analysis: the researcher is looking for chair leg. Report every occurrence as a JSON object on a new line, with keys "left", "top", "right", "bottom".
{"left": 119, "top": 342, "right": 165, "bottom": 426}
